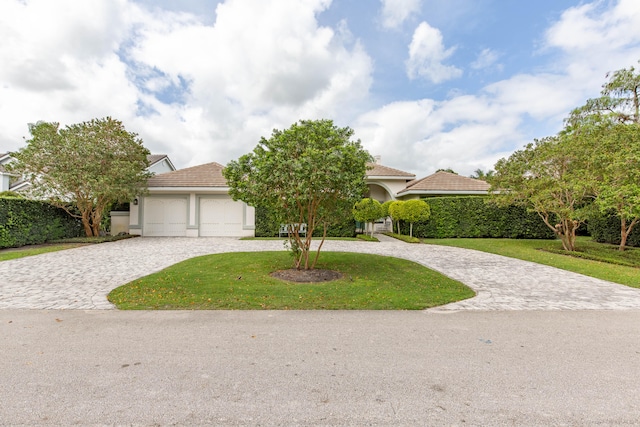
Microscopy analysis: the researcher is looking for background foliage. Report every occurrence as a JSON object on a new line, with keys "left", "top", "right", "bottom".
{"left": 0, "top": 198, "right": 82, "bottom": 249}
{"left": 255, "top": 205, "right": 356, "bottom": 237}
{"left": 588, "top": 211, "right": 640, "bottom": 247}
{"left": 397, "top": 196, "right": 555, "bottom": 239}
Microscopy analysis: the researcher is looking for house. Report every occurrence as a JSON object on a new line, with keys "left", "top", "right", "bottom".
{"left": 126, "top": 156, "right": 489, "bottom": 237}
{"left": 0, "top": 153, "right": 176, "bottom": 194}
{"left": 0, "top": 152, "right": 12, "bottom": 192}
{"left": 128, "top": 162, "right": 255, "bottom": 237}
{"left": 147, "top": 154, "right": 176, "bottom": 175}
{"left": 397, "top": 171, "right": 491, "bottom": 198}
{"left": 365, "top": 157, "right": 490, "bottom": 201}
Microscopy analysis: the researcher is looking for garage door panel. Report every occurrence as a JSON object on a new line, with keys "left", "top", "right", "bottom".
{"left": 144, "top": 198, "right": 187, "bottom": 236}
{"left": 200, "top": 198, "right": 243, "bottom": 236}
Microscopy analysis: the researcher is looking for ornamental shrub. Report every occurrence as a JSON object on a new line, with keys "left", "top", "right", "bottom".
{"left": 0, "top": 198, "right": 82, "bottom": 248}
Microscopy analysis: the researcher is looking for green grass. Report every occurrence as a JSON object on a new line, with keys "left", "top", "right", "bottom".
{"left": 0, "top": 234, "right": 137, "bottom": 261}
{"left": 356, "top": 234, "right": 379, "bottom": 242}
{"left": 421, "top": 236, "right": 640, "bottom": 288}
{"left": 108, "top": 251, "right": 475, "bottom": 310}
{"left": 0, "top": 243, "right": 88, "bottom": 261}
{"left": 383, "top": 232, "right": 421, "bottom": 243}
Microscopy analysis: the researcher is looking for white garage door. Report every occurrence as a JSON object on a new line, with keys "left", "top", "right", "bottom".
{"left": 200, "top": 198, "right": 244, "bottom": 236}
{"left": 143, "top": 197, "right": 187, "bottom": 236}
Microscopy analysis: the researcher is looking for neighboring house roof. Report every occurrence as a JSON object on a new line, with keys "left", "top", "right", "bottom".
{"left": 147, "top": 154, "right": 172, "bottom": 167}
{"left": 366, "top": 163, "right": 415, "bottom": 179}
{"left": 147, "top": 162, "right": 228, "bottom": 188}
{"left": 398, "top": 171, "right": 490, "bottom": 195}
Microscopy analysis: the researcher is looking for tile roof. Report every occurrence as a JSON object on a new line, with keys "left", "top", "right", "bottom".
{"left": 399, "top": 171, "right": 490, "bottom": 193}
{"left": 147, "top": 154, "right": 168, "bottom": 166}
{"left": 366, "top": 163, "right": 415, "bottom": 178}
{"left": 148, "top": 162, "right": 228, "bottom": 187}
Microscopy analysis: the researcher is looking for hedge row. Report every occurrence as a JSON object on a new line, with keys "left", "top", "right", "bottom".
{"left": 397, "top": 196, "right": 555, "bottom": 239}
{"left": 255, "top": 206, "right": 356, "bottom": 238}
{"left": 256, "top": 197, "right": 555, "bottom": 240}
{"left": 0, "top": 198, "right": 83, "bottom": 249}
{"left": 588, "top": 212, "right": 640, "bottom": 247}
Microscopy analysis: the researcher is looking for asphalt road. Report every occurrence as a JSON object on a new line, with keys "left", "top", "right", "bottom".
{"left": 2, "top": 309, "right": 640, "bottom": 425}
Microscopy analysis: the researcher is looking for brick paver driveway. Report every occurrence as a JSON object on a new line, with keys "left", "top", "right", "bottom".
{"left": 2, "top": 236, "right": 640, "bottom": 310}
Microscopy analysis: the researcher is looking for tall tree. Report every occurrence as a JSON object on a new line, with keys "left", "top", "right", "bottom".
{"left": 568, "top": 118, "right": 640, "bottom": 251}
{"left": 9, "top": 118, "right": 151, "bottom": 237}
{"left": 470, "top": 168, "right": 494, "bottom": 181}
{"left": 353, "top": 198, "right": 383, "bottom": 237}
{"left": 490, "top": 135, "right": 592, "bottom": 251}
{"left": 569, "top": 62, "right": 640, "bottom": 125}
{"left": 224, "top": 119, "right": 371, "bottom": 270}
{"left": 566, "top": 62, "right": 640, "bottom": 250}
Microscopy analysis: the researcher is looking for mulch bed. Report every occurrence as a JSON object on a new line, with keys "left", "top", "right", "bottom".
{"left": 270, "top": 268, "right": 343, "bottom": 283}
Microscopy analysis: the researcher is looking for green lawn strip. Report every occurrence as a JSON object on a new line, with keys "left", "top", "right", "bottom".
{"left": 421, "top": 237, "right": 640, "bottom": 288}
{"left": 383, "top": 232, "right": 420, "bottom": 243}
{"left": 108, "top": 251, "right": 474, "bottom": 310}
{"left": 0, "top": 243, "right": 88, "bottom": 261}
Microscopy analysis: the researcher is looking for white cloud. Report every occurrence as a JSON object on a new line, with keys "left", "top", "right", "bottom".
{"left": 471, "top": 48, "right": 501, "bottom": 71}
{"left": 354, "top": 0, "right": 640, "bottom": 176}
{"left": 0, "top": 0, "right": 373, "bottom": 168}
{"left": 406, "top": 21, "right": 462, "bottom": 83}
{"left": 380, "top": 0, "right": 421, "bottom": 29}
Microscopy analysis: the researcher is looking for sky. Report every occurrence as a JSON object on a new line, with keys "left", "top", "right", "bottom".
{"left": 1, "top": 0, "right": 640, "bottom": 177}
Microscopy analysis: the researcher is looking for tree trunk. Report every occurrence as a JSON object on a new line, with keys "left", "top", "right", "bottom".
{"left": 410, "top": 222, "right": 413, "bottom": 238}
{"left": 81, "top": 210, "right": 93, "bottom": 237}
{"left": 619, "top": 217, "right": 639, "bottom": 252}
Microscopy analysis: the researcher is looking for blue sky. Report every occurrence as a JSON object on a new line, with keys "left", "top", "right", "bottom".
{"left": 1, "top": 0, "right": 640, "bottom": 177}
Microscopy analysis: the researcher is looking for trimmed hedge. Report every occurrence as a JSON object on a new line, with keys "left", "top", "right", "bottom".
{"left": 255, "top": 206, "right": 356, "bottom": 238}
{"left": 397, "top": 196, "right": 555, "bottom": 239}
{"left": 588, "top": 212, "right": 640, "bottom": 247}
{"left": 0, "top": 198, "right": 83, "bottom": 249}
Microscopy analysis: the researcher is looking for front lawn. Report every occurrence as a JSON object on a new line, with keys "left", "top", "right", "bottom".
{"left": 0, "top": 243, "right": 88, "bottom": 261}
{"left": 108, "top": 251, "right": 474, "bottom": 310}
{"left": 421, "top": 237, "right": 640, "bottom": 288}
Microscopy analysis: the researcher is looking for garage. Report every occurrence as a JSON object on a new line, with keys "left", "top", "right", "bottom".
{"left": 130, "top": 162, "right": 255, "bottom": 238}
{"left": 199, "top": 197, "right": 244, "bottom": 236}
{"left": 143, "top": 197, "right": 187, "bottom": 236}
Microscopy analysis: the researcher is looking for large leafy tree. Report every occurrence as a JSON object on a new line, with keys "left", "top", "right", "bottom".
{"left": 570, "top": 61, "right": 640, "bottom": 125}
{"left": 9, "top": 118, "right": 151, "bottom": 237}
{"left": 490, "top": 135, "right": 592, "bottom": 251}
{"left": 353, "top": 198, "right": 383, "bottom": 237}
{"left": 224, "top": 119, "right": 372, "bottom": 270}
{"left": 567, "top": 63, "right": 640, "bottom": 250}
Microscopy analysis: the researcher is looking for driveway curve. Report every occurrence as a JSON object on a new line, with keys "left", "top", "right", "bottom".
{"left": 1, "top": 236, "right": 640, "bottom": 310}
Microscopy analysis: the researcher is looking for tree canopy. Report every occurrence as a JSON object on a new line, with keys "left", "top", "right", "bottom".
{"left": 8, "top": 117, "right": 151, "bottom": 237}
{"left": 491, "top": 61, "right": 640, "bottom": 251}
{"left": 565, "top": 62, "right": 640, "bottom": 250}
{"left": 353, "top": 198, "right": 383, "bottom": 237}
{"left": 395, "top": 199, "right": 431, "bottom": 237}
{"left": 224, "top": 119, "right": 372, "bottom": 269}
{"left": 490, "top": 135, "right": 592, "bottom": 251}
